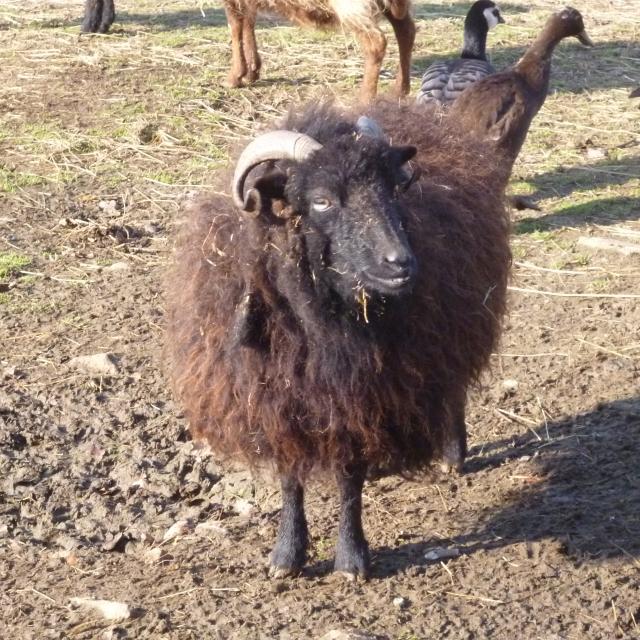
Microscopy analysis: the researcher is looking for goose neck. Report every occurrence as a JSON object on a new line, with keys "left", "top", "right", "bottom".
{"left": 461, "top": 18, "right": 489, "bottom": 60}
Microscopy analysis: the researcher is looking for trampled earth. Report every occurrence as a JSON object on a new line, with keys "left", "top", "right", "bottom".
{"left": 1, "top": 1, "right": 638, "bottom": 638}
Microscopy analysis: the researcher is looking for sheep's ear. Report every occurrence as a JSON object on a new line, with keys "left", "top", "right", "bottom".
{"left": 391, "top": 145, "right": 417, "bottom": 165}
{"left": 247, "top": 163, "right": 293, "bottom": 219}
{"left": 389, "top": 145, "right": 420, "bottom": 192}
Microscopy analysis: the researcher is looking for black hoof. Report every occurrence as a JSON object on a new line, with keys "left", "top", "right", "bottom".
{"left": 334, "top": 540, "right": 370, "bottom": 581}
{"left": 269, "top": 537, "right": 307, "bottom": 578}
{"left": 268, "top": 564, "right": 301, "bottom": 579}
{"left": 440, "top": 447, "right": 464, "bottom": 474}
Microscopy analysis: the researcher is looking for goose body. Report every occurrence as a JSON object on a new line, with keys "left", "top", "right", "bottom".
{"left": 417, "top": 0, "right": 504, "bottom": 105}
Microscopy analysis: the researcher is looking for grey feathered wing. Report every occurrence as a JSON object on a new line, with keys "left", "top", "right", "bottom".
{"left": 417, "top": 59, "right": 495, "bottom": 105}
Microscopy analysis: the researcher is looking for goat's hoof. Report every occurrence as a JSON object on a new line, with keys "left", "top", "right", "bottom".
{"left": 224, "top": 75, "right": 244, "bottom": 89}
{"left": 245, "top": 70, "right": 260, "bottom": 83}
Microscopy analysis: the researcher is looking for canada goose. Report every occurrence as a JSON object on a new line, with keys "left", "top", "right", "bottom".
{"left": 450, "top": 7, "right": 593, "bottom": 164}
{"left": 416, "top": 0, "right": 505, "bottom": 105}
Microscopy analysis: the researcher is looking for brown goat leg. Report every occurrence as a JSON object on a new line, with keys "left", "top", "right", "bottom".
{"left": 355, "top": 29, "right": 387, "bottom": 102}
{"left": 385, "top": 11, "right": 416, "bottom": 96}
{"left": 334, "top": 462, "right": 369, "bottom": 580}
{"left": 241, "top": 8, "right": 261, "bottom": 83}
{"left": 97, "top": 0, "right": 115, "bottom": 34}
{"left": 82, "top": 0, "right": 103, "bottom": 33}
{"left": 386, "top": 0, "right": 411, "bottom": 20}
{"left": 269, "top": 474, "right": 308, "bottom": 578}
{"left": 224, "top": 4, "right": 248, "bottom": 87}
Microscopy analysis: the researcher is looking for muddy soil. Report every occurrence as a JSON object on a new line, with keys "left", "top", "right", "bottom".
{"left": 1, "top": 2, "right": 640, "bottom": 639}
{"left": 3, "top": 203, "right": 639, "bottom": 640}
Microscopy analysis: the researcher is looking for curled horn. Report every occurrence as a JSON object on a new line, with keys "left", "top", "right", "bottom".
{"left": 231, "top": 130, "right": 323, "bottom": 213}
{"left": 356, "top": 116, "right": 385, "bottom": 139}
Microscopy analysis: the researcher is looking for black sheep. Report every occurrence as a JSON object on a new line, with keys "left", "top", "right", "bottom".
{"left": 167, "top": 100, "right": 511, "bottom": 579}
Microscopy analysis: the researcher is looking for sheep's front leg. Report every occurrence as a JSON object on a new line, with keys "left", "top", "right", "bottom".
{"left": 355, "top": 29, "right": 387, "bottom": 102}
{"left": 334, "top": 462, "right": 369, "bottom": 579}
{"left": 269, "top": 474, "right": 308, "bottom": 577}
{"left": 385, "top": 11, "right": 415, "bottom": 96}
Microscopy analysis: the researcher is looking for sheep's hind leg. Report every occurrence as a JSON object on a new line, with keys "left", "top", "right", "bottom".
{"left": 441, "top": 390, "right": 468, "bottom": 474}
{"left": 97, "top": 0, "right": 115, "bottom": 34}
{"left": 82, "top": 0, "right": 103, "bottom": 33}
{"left": 269, "top": 474, "right": 308, "bottom": 578}
{"left": 334, "top": 463, "right": 369, "bottom": 580}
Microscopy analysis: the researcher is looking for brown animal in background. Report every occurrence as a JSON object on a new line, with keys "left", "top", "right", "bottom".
{"left": 449, "top": 6, "right": 593, "bottom": 178}
{"left": 81, "top": 1, "right": 414, "bottom": 101}
{"left": 223, "top": 1, "right": 416, "bottom": 101}
{"left": 166, "top": 100, "right": 511, "bottom": 579}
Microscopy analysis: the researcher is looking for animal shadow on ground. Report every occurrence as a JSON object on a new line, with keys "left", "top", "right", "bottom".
{"left": 412, "top": 2, "right": 531, "bottom": 20}
{"left": 511, "top": 154, "right": 640, "bottom": 231}
{"left": 41, "top": 8, "right": 228, "bottom": 31}
{"left": 413, "top": 39, "right": 640, "bottom": 94}
{"left": 516, "top": 154, "right": 640, "bottom": 200}
{"left": 42, "top": 3, "right": 526, "bottom": 34}
{"left": 41, "top": 3, "right": 503, "bottom": 33}
{"left": 371, "top": 396, "right": 640, "bottom": 578}
{"left": 106, "top": 8, "right": 229, "bottom": 30}
{"left": 515, "top": 195, "right": 640, "bottom": 233}
{"left": 53, "top": 3, "right": 526, "bottom": 31}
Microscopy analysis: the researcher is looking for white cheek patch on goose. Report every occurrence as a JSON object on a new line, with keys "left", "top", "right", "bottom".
{"left": 484, "top": 7, "right": 501, "bottom": 29}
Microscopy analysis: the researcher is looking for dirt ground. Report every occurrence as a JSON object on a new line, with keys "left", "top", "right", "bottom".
{"left": 1, "top": 1, "right": 639, "bottom": 638}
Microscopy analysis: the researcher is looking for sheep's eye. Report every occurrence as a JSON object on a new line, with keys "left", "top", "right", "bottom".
{"left": 311, "top": 197, "right": 332, "bottom": 212}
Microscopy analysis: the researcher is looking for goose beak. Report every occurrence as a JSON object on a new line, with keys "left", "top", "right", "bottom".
{"left": 576, "top": 29, "right": 594, "bottom": 47}
{"left": 498, "top": 14, "right": 505, "bottom": 24}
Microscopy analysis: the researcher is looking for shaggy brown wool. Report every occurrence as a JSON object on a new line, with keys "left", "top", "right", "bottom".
{"left": 166, "top": 101, "right": 511, "bottom": 479}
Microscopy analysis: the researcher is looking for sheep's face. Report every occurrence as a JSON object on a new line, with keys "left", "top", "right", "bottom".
{"left": 287, "top": 136, "right": 418, "bottom": 300}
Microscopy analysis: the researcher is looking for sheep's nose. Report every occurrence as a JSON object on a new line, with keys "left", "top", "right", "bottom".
{"left": 383, "top": 250, "right": 416, "bottom": 277}
{"left": 385, "top": 249, "right": 412, "bottom": 266}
